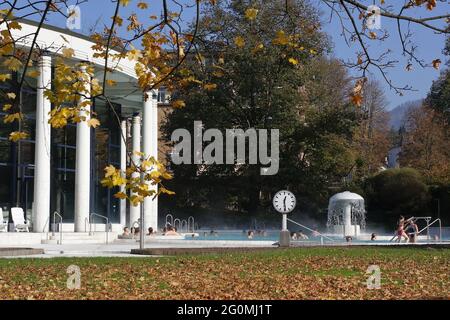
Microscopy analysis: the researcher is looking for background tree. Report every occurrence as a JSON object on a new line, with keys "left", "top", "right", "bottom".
{"left": 365, "top": 168, "right": 430, "bottom": 225}
{"left": 351, "top": 80, "right": 391, "bottom": 179}
{"left": 399, "top": 104, "right": 449, "bottom": 184}
{"left": 162, "top": 0, "right": 360, "bottom": 221}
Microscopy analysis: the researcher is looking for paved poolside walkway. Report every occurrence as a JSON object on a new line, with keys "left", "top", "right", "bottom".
{"left": 0, "top": 239, "right": 277, "bottom": 258}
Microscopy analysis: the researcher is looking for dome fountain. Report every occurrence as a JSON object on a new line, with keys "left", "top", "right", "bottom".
{"left": 327, "top": 191, "right": 366, "bottom": 237}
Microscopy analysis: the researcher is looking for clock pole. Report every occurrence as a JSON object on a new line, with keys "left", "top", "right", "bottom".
{"left": 282, "top": 213, "right": 287, "bottom": 231}
{"left": 279, "top": 214, "right": 290, "bottom": 247}
{"left": 273, "top": 190, "right": 295, "bottom": 248}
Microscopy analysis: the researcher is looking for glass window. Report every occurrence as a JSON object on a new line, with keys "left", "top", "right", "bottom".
{"left": 0, "top": 166, "right": 12, "bottom": 207}
{"left": 0, "top": 139, "right": 10, "bottom": 164}
{"left": 51, "top": 171, "right": 75, "bottom": 223}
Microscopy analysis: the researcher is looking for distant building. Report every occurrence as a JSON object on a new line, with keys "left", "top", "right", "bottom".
{"left": 0, "top": 19, "right": 171, "bottom": 232}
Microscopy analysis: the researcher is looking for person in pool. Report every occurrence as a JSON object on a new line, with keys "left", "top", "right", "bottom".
{"left": 297, "top": 231, "right": 309, "bottom": 240}
{"left": 122, "top": 227, "right": 130, "bottom": 236}
{"left": 165, "top": 226, "right": 180, "bottom": 236}
{"left": 247, "top": 230, "right": 254, "bottom": 239}
{"left": 371, "top": 233, "right": 377, "bottom": 241}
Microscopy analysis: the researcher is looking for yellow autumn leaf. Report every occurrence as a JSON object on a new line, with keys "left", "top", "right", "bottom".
{"left": 127, "top": 48, "right": 141, "bottom": 61}
{"left": 432, "top": 59, "right": 441, "bottom": 70}
{"left": 104, "top": 165, "right": 117, "bottom": 177}
{"left": 3, "top": 57, "right": 22, "bottom": 71}
{"left": 106, "top": 79, "right": 117, "bottom": 86}
{"left": 172, "top": 100, "right": 186, "bottom": 108}
{"left": 3, "top": 112, "right": 21, "bottom": 123}
{"left": 6, "top": 92, "right": 16, "bottom": 100}
{"left": 9, "top": 131, "right": 28, "bottom": 142}
{"left": 272, "top": 31, "right": 289, "bottom": 45}
{"left": 160, "top": 186, "right": 175, "bottom": 195}
{"left": 8, "top": 21, "right": 22, "bottom": 30}
{"left": 0, "top": 74, "right": 11, "bottom": 82}
{"left": 88, "top": 118, "right": 101, "bottom": 128}
{"left": 61, "top": 47, "right": 75, "bottom": 58}
{"left": 234, "top": 36, "right": 245, "bottom": 48}
{"left": 204, "top": 83, "right": 217, "bottom": 91}
{"left": 114, "top": 192, "right": 127, "bottom": 200}
{"left": 137, "top": 2, "right": 148, "bottom": 9}
{"left": 26, "top": 70, "right": 40, "bottom": 78}
{"left": 245, "top": 8, "right": 259, "bottom": 20}
{"left": 288, "top": 58, "right": 299, "bottom": 65}
{"left": 251, "top": 43, "right": 264, "bottom": 54}
{"left": 351, "top": 94, "right": 363, "bottom": 107}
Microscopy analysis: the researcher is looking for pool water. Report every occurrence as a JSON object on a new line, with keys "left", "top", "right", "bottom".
{"left": 185, "top": 230, "right": 449, "bottom": 243}
{"left": 187, "top": 230, "right": 279, "bottom": 241}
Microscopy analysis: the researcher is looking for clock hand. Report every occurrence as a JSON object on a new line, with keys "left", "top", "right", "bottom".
{"left": 283, "top": 197, "right": 286, "bottom": 211}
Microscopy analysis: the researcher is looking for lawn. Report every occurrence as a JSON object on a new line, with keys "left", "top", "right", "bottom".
{"left": 0, "top": 247, "right": 449, "bottom": 300}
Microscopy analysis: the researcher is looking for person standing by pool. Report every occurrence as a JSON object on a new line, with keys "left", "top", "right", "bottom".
{"left": 406, "top": 220, "right": 419, "bottom": 243}
{"left": 396, "top": 216, "right": 412, "bottom": 243}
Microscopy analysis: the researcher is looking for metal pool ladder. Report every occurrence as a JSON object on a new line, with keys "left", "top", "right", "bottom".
{"left": 89, "top": 213, "right": 110, "bottom": 244}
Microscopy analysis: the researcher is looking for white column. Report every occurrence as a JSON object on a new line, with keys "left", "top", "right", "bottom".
{"left": 32, "top": 53, "right": 52, "bottom": 232}
{"left": 74, "top": 65, "right": 91, "bottom": 232}
{"left": 142, "top": 91, "right": 159, "bottom": 232}
{"left": 119, "top": 119, "right": 127, "bottom": 227}
{"left": 129, "top": 114, "right": 141, "bottom": 228}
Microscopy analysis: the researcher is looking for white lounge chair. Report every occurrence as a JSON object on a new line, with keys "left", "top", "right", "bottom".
{"left": 0, "top": 208, "right": 8, "bottom": 232}
{"left": 11, "top": 207, "right": 30, "bottom": 232}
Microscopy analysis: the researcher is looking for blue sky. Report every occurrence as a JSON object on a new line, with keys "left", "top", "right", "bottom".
{"left": 39, "top": 0, "right": 449, "bottom": 110}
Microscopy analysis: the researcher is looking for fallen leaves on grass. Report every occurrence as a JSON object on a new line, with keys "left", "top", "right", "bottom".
{"left": 0, "top": 248, "right": 449, "bottom": 300}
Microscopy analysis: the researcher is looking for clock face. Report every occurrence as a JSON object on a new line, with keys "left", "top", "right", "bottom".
{"left": 273, "top": 190, "right": 296, "bottom": 213}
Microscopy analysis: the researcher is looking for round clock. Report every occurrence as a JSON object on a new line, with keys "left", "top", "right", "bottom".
{"left": 273, "top": 190, "right": 296, "bottom": 214}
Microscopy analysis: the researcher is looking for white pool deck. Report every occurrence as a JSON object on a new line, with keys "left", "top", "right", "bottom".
{"left": 1, "top": 230, "right": 449, "bottom": 258}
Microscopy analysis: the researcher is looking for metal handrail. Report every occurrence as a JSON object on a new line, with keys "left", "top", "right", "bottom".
{"left": 188, "top": 216, "right": 195, "bottom": 232}
{"left": 417, "top": 218, "right": 442, "bottom": 241}
{"left": 173, "top": 218, "right": 181, "bottom": 231}
{"left": 52, "top": 211, "right": 63, "bottom": 245}
{"left": 181, "top": 219, "right": 188, "bottom": 233}
{"left": 89, "top": 213, "right": 109, "bottom": 244}
{"left": 42, "top": 216, "right": 50, "bottom": 234}
{"left": 390, "top": 217, "right": 441, "bottom": 242}
{"left": 165, "top": 213, "right": 173, "bottom": 227}
{"left": 286, "top": 218, "right": 335, "bottom": 242}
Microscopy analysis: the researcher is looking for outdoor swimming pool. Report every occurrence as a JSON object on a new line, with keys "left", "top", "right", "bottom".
{"left": 185, "top": 229, "right": 450, "bottom": 244}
